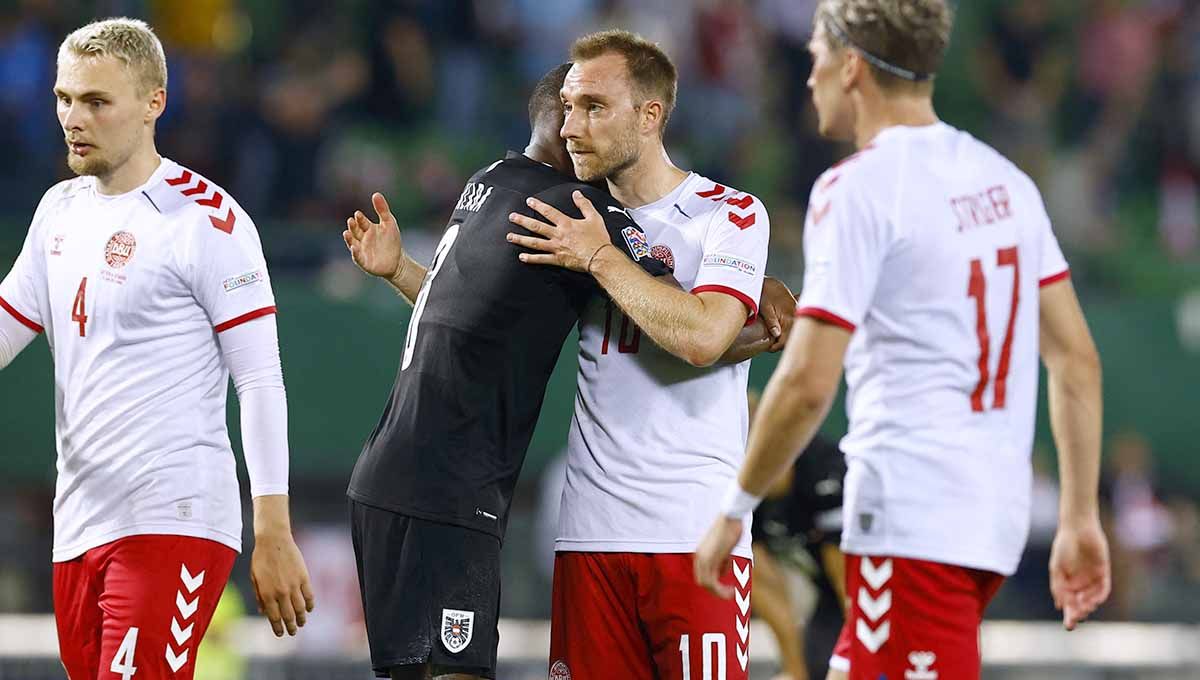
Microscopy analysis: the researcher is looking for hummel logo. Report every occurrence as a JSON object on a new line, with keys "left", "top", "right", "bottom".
{"left": 906, "top": 651, "right": 938, "bottom": 679}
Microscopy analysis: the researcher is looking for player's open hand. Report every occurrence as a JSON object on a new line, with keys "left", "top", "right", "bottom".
{"left": 693, "top": 515, "right": 744, "bottom": 599}
{"left": 1049, "top": 517, "right": 1111, "bottom": 630}
{"left": 249, "top": 497, "right": 316, "bottom": 637}
{"left": 759, "top": 277, "right": 797, "bottom": 352}
{"left": 506, "top": 191, "right": 611, "bottom": 272}
{"left": 344, "top": 192, "right": 405, "bottom": 281}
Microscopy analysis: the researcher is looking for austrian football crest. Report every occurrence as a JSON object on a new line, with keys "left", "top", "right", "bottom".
{"left": 441, "top": 608, "right": 474, "bottom": 653}
{"left": 549, "top": 659, "right": 572, "bottom": 679}
{"left": 650, "top": 244, "right": 675, "bottom": 272}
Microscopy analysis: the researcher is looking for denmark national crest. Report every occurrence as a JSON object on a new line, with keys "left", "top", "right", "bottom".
{"left": 441, "top": 609, "right": 474, "bottom": 653}
{"left": 104, "top": 231, "right": 137, "bottom": 268}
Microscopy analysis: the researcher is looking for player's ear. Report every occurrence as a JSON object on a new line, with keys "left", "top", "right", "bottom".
{"left": 840, "top": 50, "right": 858, "bottom": 91}
{"left": 640, "top": 100, "right": 665, "bottom": 136}
{"left": 145, "top": 87, "right": 166, "bottom": 125}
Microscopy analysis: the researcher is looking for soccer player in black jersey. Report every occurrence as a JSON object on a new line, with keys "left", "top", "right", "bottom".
{"left": 341, "top": 64, "right": 673, "bottom": 680}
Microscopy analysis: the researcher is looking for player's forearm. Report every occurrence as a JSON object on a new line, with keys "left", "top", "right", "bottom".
{"left": 738, "top": 352, "right": 836, "bottom": 497}
{"left": 252, "top": 494, "right": 293, "bottom": 538}
{"left": 386, "top": 252, "right": 428, "bottom": 305}
{"left": 0, "top": 313, "right": 37, "bottom": 369}
{"left": 1047, "top": 352, "right": 1103, "bottom": 523}
{"left": 720, "top": 320, "right": 773, "bottom": 364}
{"left": 219, "top": 317, "right": 291, "bottom": 499}
{"left": 589, "top": 247, "right": 735, "bottom": 366}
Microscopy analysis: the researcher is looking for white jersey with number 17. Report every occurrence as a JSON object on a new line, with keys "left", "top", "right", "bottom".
{"left": 795, "top": 123, "right": 1069, "bottom": 576}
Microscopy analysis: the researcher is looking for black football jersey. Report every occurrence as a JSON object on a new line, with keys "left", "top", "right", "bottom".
{"left": 347, "top": 152, "right": 668, "bottom": 539}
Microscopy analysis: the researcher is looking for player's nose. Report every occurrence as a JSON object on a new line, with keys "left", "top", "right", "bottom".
{"left": 560, "top": 108, "right": 583, "bottom": 140}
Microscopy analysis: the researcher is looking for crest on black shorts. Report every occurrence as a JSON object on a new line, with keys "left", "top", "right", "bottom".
{"left": 441, "top": 608, "right": 474, "bottom": 653}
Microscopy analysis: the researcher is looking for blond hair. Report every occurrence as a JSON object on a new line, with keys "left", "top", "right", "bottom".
{"left": 816, "top": 0, "right": 952, "bottom": 92}
{"left": 59, "top": 18, "right": 168, "bottom": 94}
{"left": 570, "top": 29, "right": 678, "bottom": 134}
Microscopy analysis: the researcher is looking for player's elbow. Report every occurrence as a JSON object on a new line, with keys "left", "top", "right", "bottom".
{"left": 683, "top": 335, "right": 731, "bottom": 368}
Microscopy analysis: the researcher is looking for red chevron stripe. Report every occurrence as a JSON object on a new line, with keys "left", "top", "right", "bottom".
{"left": 818, "top": 174, "right": 841, "bottom": 192}
{"left": 810, "top": 201, "right": 832, "bottom": 225}
{"left": 696, "top": 183, "right": 726, "bottom": 198}
{"left": 728, "top": 212, "right": 756, "bottom": 230}
{"left": 196, "top": 191, "right": 223, "bottom": 209}
{"left": 209, "top": 209, "right": 236, "bottom": 234}
{"left": 181, "top": 180, "right": 208, "bottom": 197}
{"left": 165, "top": 170, "right": 192, "bottom": 186}
{"left": 726, "top": 195, "right": 753, "bottom": 210}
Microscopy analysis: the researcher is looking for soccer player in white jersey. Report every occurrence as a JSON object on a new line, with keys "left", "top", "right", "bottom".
{"left": 507, "top": 31, "right": 781, "bottom": 680}
{"left": 694, "top": 2, "right": 1110, "bottom": 678}
{"left": 0, "top": 19, "right": 313, "bottom": 680}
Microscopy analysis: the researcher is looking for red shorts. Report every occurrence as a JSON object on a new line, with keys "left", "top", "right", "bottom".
{"left": 829, "top": 553, "right": 1004, "bottom": 679}
{"left": 549, "top": 552, "right": 752, "bottom": 680}
{"left": 53, "top": 534, "right": 236, "bottom": 680}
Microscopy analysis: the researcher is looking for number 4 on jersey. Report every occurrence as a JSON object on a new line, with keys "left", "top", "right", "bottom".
{"left": 72, "top": 277, "right": 89, "bottom": 337}
{"left": 967, "top": 247, "right": 1019, "bottom": 412}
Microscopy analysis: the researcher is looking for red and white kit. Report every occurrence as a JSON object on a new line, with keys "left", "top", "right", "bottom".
{"left": 552, "top": 173, "right": 770, "bottom": 679}
{"left": 0, "top": 158, "right": 285, "bottom": 679}
{"left": 795, "top": 123, "right": 1068, "bottom": 678}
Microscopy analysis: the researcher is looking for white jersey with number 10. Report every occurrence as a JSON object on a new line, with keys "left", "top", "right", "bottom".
{"left": 795, "top": 122, "right": 1069, "bottom": 576}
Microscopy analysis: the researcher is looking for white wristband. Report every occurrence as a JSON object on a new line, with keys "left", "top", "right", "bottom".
{"left": 720, "top": 480, "right": 763, "bottom": 520}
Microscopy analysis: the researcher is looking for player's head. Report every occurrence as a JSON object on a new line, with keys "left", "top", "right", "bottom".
{"left": 527, "top": 62, "right": 575, "bottom": 177}
{"left": 562, "top": 30, "right": 677, "bottom": 182}
{"left": 808, "top": 0, "right": 952, "bottom": 140}
{"left": 55, "top": 18, "right": 168, "bottom": 180}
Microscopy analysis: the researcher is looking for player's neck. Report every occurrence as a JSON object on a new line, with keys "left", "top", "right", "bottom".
{"left": 605, "top": 144, "right": 688, "bottom": 209}
{"left": 852, "top": 95, "right": 939, "bottom": 150}
{"left": 95, "top": 143, "right": 162, "bottom": 196}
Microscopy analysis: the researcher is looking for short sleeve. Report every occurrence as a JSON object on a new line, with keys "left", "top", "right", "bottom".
{"left": 1037, "top": 205, "right": 1069, "bottom": 287}
{"left": 692, "top": 193, "right": 770, "bottom": 322}
{"left": 178, "top": 204, "right": 277, "bottom": 332}
{"left": 794, "top": 176, "right": 887, "bottom": 332}
{"left": 0, "top": 188, "right": 56, "bottom": 333}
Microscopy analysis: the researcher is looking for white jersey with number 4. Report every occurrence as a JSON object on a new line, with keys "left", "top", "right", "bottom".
{"left": 795, "top": 123, "right": 1069, "bottom": 575}
{"left": 0, "top": 158, "right": 277, "bottom": 562}
{"left": 557, "top": 173, "right": 770, "bottom": 559}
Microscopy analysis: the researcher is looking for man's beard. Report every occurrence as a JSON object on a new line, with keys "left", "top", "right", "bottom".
{"left": 574, "top": 128, "right": 640, "bottom": 183}
{"left": 67, "top": 151, "right": 113, "bottom": 178}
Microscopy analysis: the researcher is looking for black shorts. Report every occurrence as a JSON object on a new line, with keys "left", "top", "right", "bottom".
{"left": 350, "top": 499, "right": 502, "bottom": 678}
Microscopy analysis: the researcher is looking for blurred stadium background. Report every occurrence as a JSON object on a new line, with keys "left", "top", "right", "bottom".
{"left": 1, "top": 0, "right": 1199, "bottom": 678}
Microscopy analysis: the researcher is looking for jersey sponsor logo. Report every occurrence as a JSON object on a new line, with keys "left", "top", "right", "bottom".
{"left": 549, "top": 659, "right": 572, "bottom": 679}
{"left": 51, "top": 234, "right": 65, "bottom": 256}
{"left": 606, "top": 205, "right": 631, "bottom": 219}
{"left": 104, "top": 231, "right": 137, "bottom": 268}
{"left": 650, "top": 244, "right": 675, "bottom": 273}
{"left": 222, "top": 270, "right": 266, "bottom": 294}
{"left": 905, "top": 651, "right": 938, "bottom": 679}
{"left": 441, "top": 608, "right": 474, "bottom": 653}
{"left": 455, "top": 182, "right": 493, "bottom": 213}
{"left": 701, "top": 253, "right": 756, "bottom": 277}
{"left": 621, "top": 226, "right": 651, "bottom": 260}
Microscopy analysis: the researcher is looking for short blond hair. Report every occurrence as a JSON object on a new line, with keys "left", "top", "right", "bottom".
{"left": 59, "top": 18, "right": 168, "bottom": 94}
{"left": 817, "top": 0, "right": 952, "bottom": 91}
